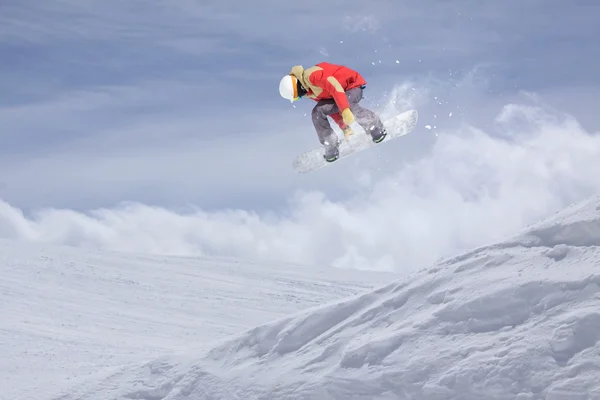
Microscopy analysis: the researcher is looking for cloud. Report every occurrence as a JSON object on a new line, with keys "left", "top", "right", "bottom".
{"left": 1, "top": 0, "right": 600, "bottom": 272}
{"left": 2, "top": 0, "right": 599, "bottom": 212}
{"left": 343, "top": 15, "right": 381, "bottom": 33}
{"left": 1, "top": 88, "right": 599, "bottom": 273}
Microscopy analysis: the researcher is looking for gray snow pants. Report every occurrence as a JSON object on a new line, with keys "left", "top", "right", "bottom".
{"left": 311, "top": 86, "right": 385, "bottom": 146}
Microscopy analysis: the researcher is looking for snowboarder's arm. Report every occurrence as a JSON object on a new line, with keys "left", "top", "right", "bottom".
{"left": 309, "top": 73, "right": 350, "bottom": 112}
{"left": 308, "top": 71, "right": 355, "bottom": 126}
{"left": 330, "top": 112, "right": 346, "bottom": 129}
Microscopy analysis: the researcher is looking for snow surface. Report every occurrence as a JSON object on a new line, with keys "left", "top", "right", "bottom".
{"left": 0, "top": 240, "right": 397, "bottom": 400}
{"left": 50, "top": 195, "right": 600, "bottom": 400}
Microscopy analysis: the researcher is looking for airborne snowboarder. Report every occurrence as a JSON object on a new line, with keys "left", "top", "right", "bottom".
{"left": 278, "top": 62, "right": 387, "bottom": 162}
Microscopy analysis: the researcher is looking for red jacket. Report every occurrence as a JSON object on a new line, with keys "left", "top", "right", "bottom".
{"left": 305, "top": 62, "right": 366, "bottom": 110}
{"left": 290, "top": 62, "right": 367, "bottom": 129}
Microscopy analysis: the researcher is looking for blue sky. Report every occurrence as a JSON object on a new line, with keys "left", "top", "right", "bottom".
{"left": 1, "top": 0, "right": 600, "bottom": 271}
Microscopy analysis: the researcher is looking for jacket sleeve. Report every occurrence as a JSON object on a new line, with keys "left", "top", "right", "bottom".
{"left": 330, "top": 112, "right": 346, "bottom": 129}
{"left": 309, "top": 73, "right": 350, "bottom": 111}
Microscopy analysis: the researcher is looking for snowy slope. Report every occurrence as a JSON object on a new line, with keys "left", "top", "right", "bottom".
{"left": 56, "top": 195, "right": 600, "bottom": 400}
{"left": 0, "top": 240, "right": 397, "bottom": 400}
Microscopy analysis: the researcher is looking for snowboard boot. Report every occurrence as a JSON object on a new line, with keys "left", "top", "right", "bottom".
{"left": 323, "top": 144, "right": 339, "bottom": 162}
{"left": 371, "top": 128, "right": 387, "bottom": 143}
{"left": 322, "top": 135, "right": 340, "bottom": 162}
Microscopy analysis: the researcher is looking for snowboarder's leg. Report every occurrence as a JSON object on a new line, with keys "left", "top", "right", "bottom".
{"left": 312, "top": 88, "right": 386, "bottom": 157}
{"left": 312, "top": 100, "right": 341, "bottom": 162}
{"left": 345, "top": 87, "right": 387, "bottom": 143}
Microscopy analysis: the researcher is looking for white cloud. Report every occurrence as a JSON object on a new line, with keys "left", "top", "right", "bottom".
{"left": 2, "top": 0, "right": 600, "bottom": 274}
{"left": 1, "top": 89, "right": 599, "bottom": 273}
{"left": 343, "top": 15, "right": 380, "bottom": 33}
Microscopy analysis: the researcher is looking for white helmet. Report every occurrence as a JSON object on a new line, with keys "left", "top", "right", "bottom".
{"left": 279, "top": 74, "right": 299, "bottom": 102}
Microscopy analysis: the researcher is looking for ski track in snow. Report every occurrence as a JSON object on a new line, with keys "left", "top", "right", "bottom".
{"left": 0, "top": 242, "right": 397, "bottom": 400}
{"left": 49, "top": 195, "right": 600, "bottom": 400}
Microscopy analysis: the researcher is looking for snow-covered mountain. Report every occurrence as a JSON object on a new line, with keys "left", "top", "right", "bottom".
{"left": 0, "top": 241, "right": 397, "bottom": 400}
{"left": 51, "top": 195, "right": 600, "bottom": 400}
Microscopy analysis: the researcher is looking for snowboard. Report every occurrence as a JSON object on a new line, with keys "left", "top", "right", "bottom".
{"left": 292, "top": 109, "right": 419, "bottom": 174}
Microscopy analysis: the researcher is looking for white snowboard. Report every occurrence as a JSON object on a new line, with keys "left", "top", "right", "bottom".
{"left": 292, "top": 109, "right": 419, "bottom": 174}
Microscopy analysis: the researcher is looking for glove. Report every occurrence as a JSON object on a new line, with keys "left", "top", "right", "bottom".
{"left": 341, "top": 108, "right": 355, "bottom": 125}
{"left": 343, "top": 126, "right": 355, "bottom": 140}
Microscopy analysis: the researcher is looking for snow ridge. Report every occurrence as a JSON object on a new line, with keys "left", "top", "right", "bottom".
{"left": 0, "top": 241, "right": 396, "bottom": 400}
{"left": 55, "top": 195, "right": 600, "bottom": 400}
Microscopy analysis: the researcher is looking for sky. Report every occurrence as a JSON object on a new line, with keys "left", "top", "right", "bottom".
{"left": 1, "top": 0, "right": 600, "bottom": 272}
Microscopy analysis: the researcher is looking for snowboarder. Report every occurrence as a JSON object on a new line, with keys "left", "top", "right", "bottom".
{"left": 279, "top": 62, "right": 387, "bottom": 162}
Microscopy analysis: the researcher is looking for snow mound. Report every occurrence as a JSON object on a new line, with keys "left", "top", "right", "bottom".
{"left": 56, "top": 196, "right": 600, "bottom": 400}
{"left": 0, "top": 240, "right": 396, "bottom": 400}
